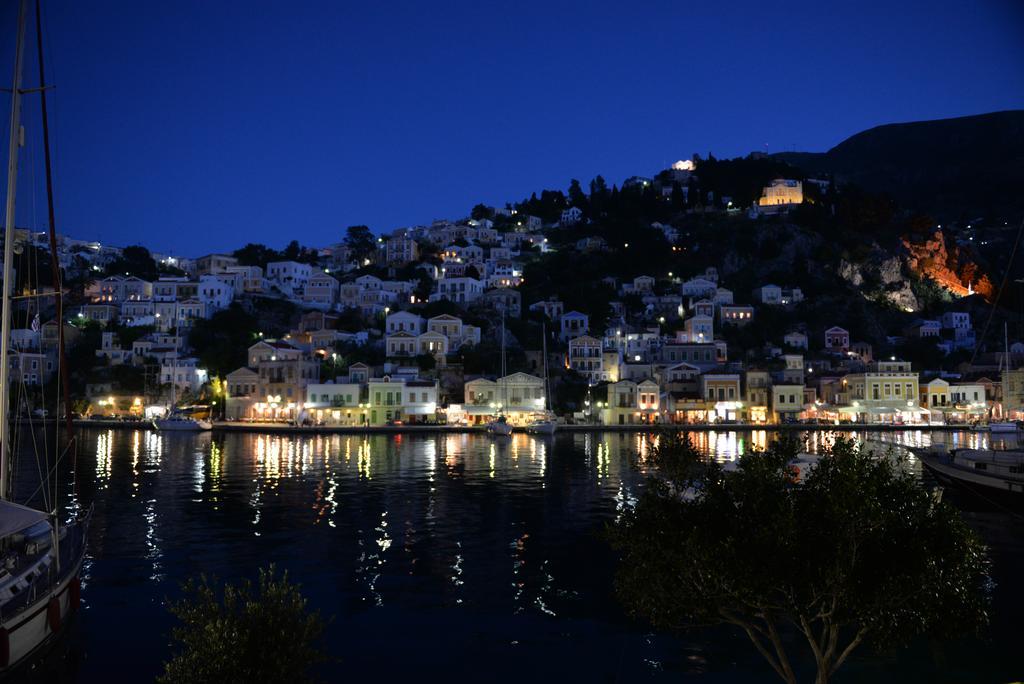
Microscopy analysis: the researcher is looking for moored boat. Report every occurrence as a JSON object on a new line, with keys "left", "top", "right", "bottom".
{"left": 525, "top": 323, "right": 558, "bottom": 436}
{"left": 914, "top": 445, "right": 1024, "bottom": 510}
{"left": 153, "top": 415, "right": 213, "bottom": 431}
{"left": 486, "top": 415, "right": 514, "bottom": 436}
{"left": 526, "top": 418, "right": 557, "bottom": 435}
{"left": 0, "top": 1, "right": 90, "bottom": 672}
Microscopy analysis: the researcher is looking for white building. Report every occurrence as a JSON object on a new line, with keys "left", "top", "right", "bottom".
{"left": 386, "top": 311, "right": 425, "bottom": 335}
{"left": 160, "top": 356, "right": 208, "bottom": 394}
{"left": 198, "top": 274, "right": 234, "bottom": 312}
{"left": 434, "top": 277, "right": 483, "bottom": 305}
{"left": 266, "top": 261, "right": 313, "bottom": 295}
{"left": 559, "top": 311, "right": 590, "bottom": 342}
{"left": 560, "top": 206, "right": 583, "bottom": 226}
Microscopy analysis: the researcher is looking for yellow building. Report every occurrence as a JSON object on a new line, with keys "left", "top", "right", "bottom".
{"left": 1002, "top": 369, "right": 1024, "bottom": 418}
{"left": 601, "top": 380, "right": 661, "bottom": 425}
{"left": 771, "top": 385, "right": 805, "bottom": 423}
{"left": 701, "top": 373, "right": 743, "bottom": 421}
{"left": 841, "top": 361, "right": 924, "bottom": 423}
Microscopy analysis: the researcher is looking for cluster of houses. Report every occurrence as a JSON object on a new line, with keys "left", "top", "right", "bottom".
{"left": 10, "top": 159, "right": 1022, "bottom": 427}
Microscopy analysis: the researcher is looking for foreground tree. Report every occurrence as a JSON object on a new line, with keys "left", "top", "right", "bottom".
{"left": 611, "top": 436, "right": 989, "bottom": 684}
{"left": 160, "top": 565, "right": 326, "bottom": 684}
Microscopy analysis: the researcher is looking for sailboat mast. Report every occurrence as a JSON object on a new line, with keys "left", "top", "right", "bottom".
{"left": 35, "top": 0, "right": 74, "bottom": 444}
{"left": 500, "top": 309, "right": 506, "bottom": 410}
{"left": 0, "top": 0, "right": 30, "bottom": 501}
{"left": 1006, "top": 322, "right": 1011, "bottom": 371}
{"left": 542, "top": 322, "right": 549, "bottom": 412}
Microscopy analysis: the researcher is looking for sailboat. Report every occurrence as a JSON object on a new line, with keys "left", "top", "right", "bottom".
{"left": 152, "top": 377, "right": 211, "bottom": 431}
{"left": 990, "top": 323, "right": 1020, "bottom": 433}
{"left": 486, "top": 310, "right": 513, "bottom": 436}
{"left": 527, "top": 322, "right": 557, "bottom": 435}
{"left": 0, "top": 0, "right": 90, "bottom": 672}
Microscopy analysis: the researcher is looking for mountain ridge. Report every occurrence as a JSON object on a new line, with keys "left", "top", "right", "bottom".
{"left": 774, "top": 110, "right": 1024, "bottom": 220}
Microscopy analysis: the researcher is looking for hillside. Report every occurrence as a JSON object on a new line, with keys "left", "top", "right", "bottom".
{"left": 775, "top": 110, "right": 1024, "bottom": 221}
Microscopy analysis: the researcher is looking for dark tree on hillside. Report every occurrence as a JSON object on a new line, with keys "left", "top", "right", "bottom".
{"left": 568, "top": 178, "right": 588, "bottom": 212}
{"left": 12, "top": 244, "right": 55, "bottom": 294}
{"left": 188, "top": 304, "right": 259, "bottom": 378}
{"left": 589, "top": 176, "right": 610, "bottom": 215}
{"left": 282, "top": 240, "right": 319, "bottom": 264}
{"left": 471, "top": 204, "right": 494, "bottom": 220}
{"left": 105, "top": 245, "right": 158, "bottom": 281}
{"left": 344, "top": 225, "right": 376, "bottom": 263}
{"left": 611, "top": 436, "right": 989, "bottom": 684}
{"left": 233, "top": 243, "right": 282, "bottom": 268}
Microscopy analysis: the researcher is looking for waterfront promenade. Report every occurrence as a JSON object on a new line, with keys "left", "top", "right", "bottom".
{"left": 71, "top": 419, "right": 970, "bottom": 434}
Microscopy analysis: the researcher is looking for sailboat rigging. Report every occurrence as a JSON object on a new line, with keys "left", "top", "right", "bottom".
{"left": 0, "top": 0, "right": 90, "bottom": 673}
{"left": 486, "top": 308, "right": 512, "bottom": 436}
{"left": 527, "top": 322, "right": 556, "bottom": 435}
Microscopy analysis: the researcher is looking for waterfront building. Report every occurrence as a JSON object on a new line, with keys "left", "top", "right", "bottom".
{"left": 304, "top": 382, "right": 363, "bottom": 425}
{"left": 462, "top": 372, "right": 545, "bottom": 425}
{"left": 771, "top": 384, "right": 805, "bottom": 423}
{"left": 601, "top": 379, "right": 661, "bottom": 425}
{"left": 840, "top": 360, "right": 924, "bottom": 423}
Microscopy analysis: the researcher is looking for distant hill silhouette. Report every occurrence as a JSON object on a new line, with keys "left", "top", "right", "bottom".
{"left": 775, "top": 110, "right": 1024, "bottom": 220}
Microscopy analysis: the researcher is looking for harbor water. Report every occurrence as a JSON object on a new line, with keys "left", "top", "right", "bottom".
{"left": 13, "top": 428, "right": 1024, "bottom": 682}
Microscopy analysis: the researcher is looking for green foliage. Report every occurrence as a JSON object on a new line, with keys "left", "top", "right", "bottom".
{"left": 692, "top": 155, "right": 801, "bottom": 208}
{"left": 159, "top": 564, "right": 327, "bottom": 684}
{"left": 611, "top": 437, "right": 989, "bottom": 684}
{"left": 282, "top": 240, "right": 319, "bottom": 264}
{"left": 105, "top": 245, "right": 158, "bottom": 281}
{"left": 108, "top": 364, "right": 145, "bottom": 393}
{"left": 233, "top": 243, "right": 283, "bottom": 268}
{"left": 895, "top": 336, "right": 947, "bottom": 371}
{"left": 414, "top": 353, "right": 437, "bottom": 371}
{"left": 470, "top": 203, "right": 494, "bottom": 220}
{"left": 344, "top": 225, "right": 376, "bottom": 262}
{"left": 233, "top": 241, "right": 318, "bottom": 267}
{"left": 552, "top": 370, "right": 589, "bottom": 412}
{"left": 188, "top": 304, "right": 259, "bottom": 377}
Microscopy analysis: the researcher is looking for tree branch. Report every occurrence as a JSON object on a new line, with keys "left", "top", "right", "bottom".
{"left": 763, "top": 612, "right": 798, "bottom": 684}
{"left": 720, "top": 609, "right": 793, "bottom": 684}
{"left": 830, "top": 627, "right": 868, "bottom": 675}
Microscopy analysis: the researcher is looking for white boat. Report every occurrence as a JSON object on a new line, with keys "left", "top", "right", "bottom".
{"left": 153, "top": 416, "right": 213, "bottom": 431}
{"left": 153, "top": 361, "right": 212, "bottom": 431}
{"left": 0, "top": 3, "right": 91, "bottom": 672}
{"left": 916, "top": 445, "right": 1024, "bottom": 509}
{"left": 526, "top": 419, "right": 557, "bottom": 435}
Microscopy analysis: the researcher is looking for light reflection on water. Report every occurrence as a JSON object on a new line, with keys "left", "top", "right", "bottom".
{"left": 15, "top": 427, "right": 1022, "bottom": 683}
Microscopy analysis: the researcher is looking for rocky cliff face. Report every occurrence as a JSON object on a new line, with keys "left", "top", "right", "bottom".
{"left": 838, "top": 253, "right": 919, "bottom": 311}
{"left": 902, "top": 230, "right": 994, "bottom": 301}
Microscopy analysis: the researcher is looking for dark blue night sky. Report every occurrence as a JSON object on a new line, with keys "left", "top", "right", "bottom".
{"left": 3, "top": 0, "right": 1023, "bottom": 254}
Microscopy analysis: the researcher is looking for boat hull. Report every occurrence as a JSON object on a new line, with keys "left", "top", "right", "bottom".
{"left": 0, "top": 520, "right": 88, "bottom": 675}
{"left": 920, "top": 455, "right": 1024, "bottom": 511}
{"left": 486, "top": 422, "right": 513, "bottom": 436}
{"left": 153, "top": 419, "right": 212, "bottom": 431}
{"left": 526, "top": 422, "right": 557, "bottom": 435}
